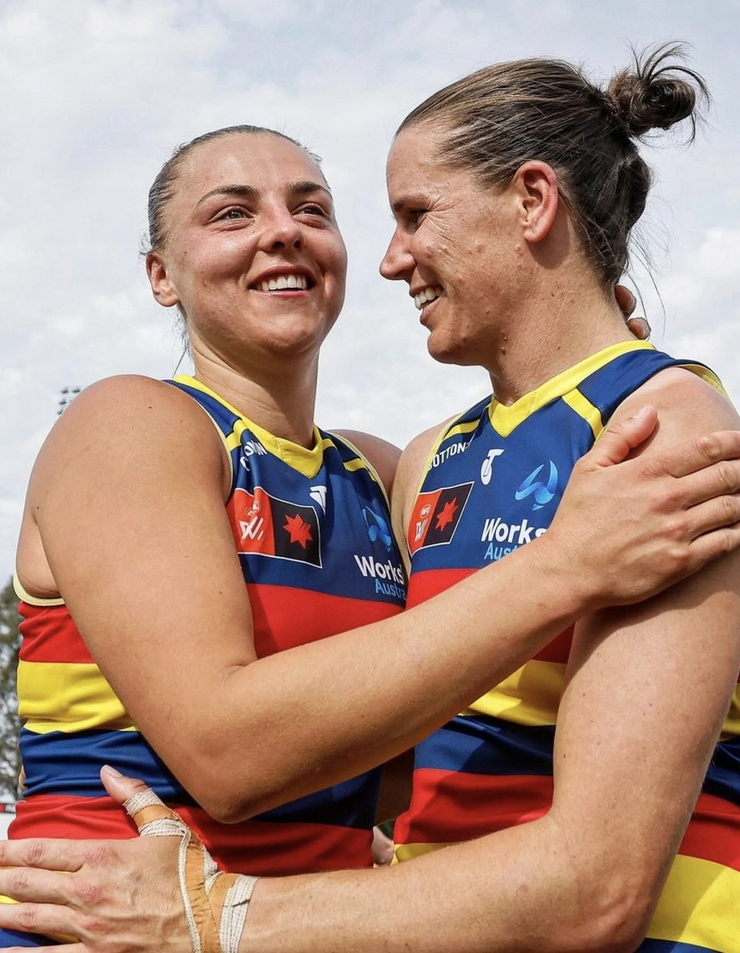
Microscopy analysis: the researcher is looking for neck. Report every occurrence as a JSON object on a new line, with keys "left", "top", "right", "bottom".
{"left": 190, "top": 348, "right": 319, "bottom": 448}
{"left": 485, "top": 274, "right": 635, "bottom": 406}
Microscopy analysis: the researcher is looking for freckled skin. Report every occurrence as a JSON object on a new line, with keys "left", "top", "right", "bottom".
{"left": 380, "top": 125, "right": 532, "bottom": 371}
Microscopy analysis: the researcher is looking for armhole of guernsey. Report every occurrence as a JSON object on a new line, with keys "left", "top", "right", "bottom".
{"left": 166, "top": 376, "right": 236, "bottom": 492}
{"left": 327, "top": 432, "right": 392, "bottom": 511}
{"left": 405, "top": 415, "right": 471, "bottom": 551}
{"left": 13, "top": 571, "right": 64, "bottom": 607}
{"left": 681, "top": 361, "right": 729, "bottom": 399}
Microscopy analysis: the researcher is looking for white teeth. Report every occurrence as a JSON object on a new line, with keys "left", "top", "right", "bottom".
{"left": 414, "top": 286, "right": 443, "bottom": 310}
{"left": 258, "top": 274, "right": 308, "bottom": 292}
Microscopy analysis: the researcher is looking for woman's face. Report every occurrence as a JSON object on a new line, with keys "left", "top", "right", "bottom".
{"left": 381, "top": 123, "right": 530, "bottom": 369}
{"left": 149, "top": 133, "right": 347, "bottom": 369}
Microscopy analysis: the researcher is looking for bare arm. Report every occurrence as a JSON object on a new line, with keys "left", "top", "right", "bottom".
{"left": 16, "top": 375, "right": 740, "bottom": 826}
{"left": 234, "top": 371, "right": 740, "bottom": 952}
{"left": 236, "top": 370, "right": 740, "bottom": 953}
{"left": 4, "top": 380, "right": 740, "bottom": 950}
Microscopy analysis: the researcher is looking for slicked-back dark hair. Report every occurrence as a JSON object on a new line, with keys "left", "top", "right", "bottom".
{"left": 398, "top": 43, "right": 708, "bottom": 287}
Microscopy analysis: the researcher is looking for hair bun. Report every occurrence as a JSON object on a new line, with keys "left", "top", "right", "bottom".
{"left": 605, "top": 42, "right": 708, "bottom": 140}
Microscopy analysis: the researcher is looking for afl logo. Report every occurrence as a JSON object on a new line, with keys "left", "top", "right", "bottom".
{"left": 481, "top": 448, "right": 504, "bottom": 486}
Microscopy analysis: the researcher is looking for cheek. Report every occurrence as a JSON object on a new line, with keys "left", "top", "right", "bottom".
{"left": 325, "top": 240, "right": 348, "bottom": 289}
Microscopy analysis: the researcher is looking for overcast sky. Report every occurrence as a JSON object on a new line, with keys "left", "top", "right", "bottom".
{"left": 1, "top": 0, "right": 739, "bottom": 579}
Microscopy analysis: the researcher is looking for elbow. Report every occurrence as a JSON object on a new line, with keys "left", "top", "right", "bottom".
{"left": 189, "top": 761, "right": 271, "bottom": 822}
{"left": 549, "top": 880, "right": 655, "bottom": 953}
{"left": 195, "top": 790, "right": 255, "bottom": 824}
{"left": 175, "top": 744, "right": 266, "bottom": 824}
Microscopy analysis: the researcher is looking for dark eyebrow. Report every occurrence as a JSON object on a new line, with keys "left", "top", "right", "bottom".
{"left": 194, "top": 180, "right": 332, "bottom": 211}
{"left": 194, "top": 185, "right": 257, "bottom": 210}
{"left": 290, "top": 179, "right": 333, "bottom": 199}
{"left": 390, "top": 196, "right": 412, "bottom": 215}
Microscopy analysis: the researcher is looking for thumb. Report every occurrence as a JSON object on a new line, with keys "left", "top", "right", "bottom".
{"left": 101, "top": 765, "right": 190, "bottom": 836}
{"left": 100, "top": 764, "right": 155, "bottom": 806}
{"left": 587, "top": 405, "right": 658, "bottom": 469}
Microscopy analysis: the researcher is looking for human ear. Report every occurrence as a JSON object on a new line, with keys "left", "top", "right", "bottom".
{"left": 514, "top": 160, "right": 560, "bottom": 244}
{"left": 146, "top": 252, "right": 181, "bottom": 308}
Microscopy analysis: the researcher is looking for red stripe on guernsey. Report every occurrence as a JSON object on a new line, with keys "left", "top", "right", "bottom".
{"left": 395, "top": 768, "right": 553, "bottom": 845}
{"left": 10, "top": 795, "right": 373, "bottom": 876}
{"left": 677, "top": 793, "right": 740, "bottom": 870}
{"left": 407, "top": 569, "right": 573, "bottom": 663}
{"left": 18, "top": 587, "right": 403, "bottom": 665}
{"left": 248, "top": 584, "right": 402, "bottom": 656}
{"left": 18, "top": 602, "right": 93, "bottom": 664}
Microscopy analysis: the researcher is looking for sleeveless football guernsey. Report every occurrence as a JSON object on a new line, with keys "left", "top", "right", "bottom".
{"left": 395, "top": 342, "right": 740, "bottom": 953}
{"left": 10, "top": 376, "right": 406, "bottom": 877}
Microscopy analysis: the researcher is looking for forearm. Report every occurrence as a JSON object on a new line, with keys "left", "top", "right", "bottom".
{"left": 240, "top": 815, "right": 625, "bottom": 953}
{"left": 184, "top": 535, "right": 587, "bottom": 818}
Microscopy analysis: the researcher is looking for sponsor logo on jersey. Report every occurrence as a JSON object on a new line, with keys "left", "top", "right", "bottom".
{"left": 229, "top": 487, "right": 321, "bottom": 566}
{"left": 515, "top": 461, "right": 558, "bottom": 510}
{"left": 362, "top": 506, "right": 393, "bottom": 549}
{"left": 353, "top": 553, "right": 406, "bottom": 600}
{"left": 238, "top": 438, "right": 267, "bottom": 471}
{"left": 480, "top": 515, "right": 548, "bottom": 562}
{"left": 408, "top": 482, "right": 474, "bottom": 555}
{"left": 430, "top": 438, "right": 472, "bottom": 469}
{"left": 480, "top": 448, "right": 504, "bottom": 486}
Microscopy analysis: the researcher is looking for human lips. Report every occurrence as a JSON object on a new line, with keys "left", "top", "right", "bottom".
{"left": 413, "top": 285, "right": 443, "bottom": 310}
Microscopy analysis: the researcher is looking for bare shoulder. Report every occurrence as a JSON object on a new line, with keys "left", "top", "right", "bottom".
{"left": 28, "top": 374, "right": 227, "bottom": 512}
{"left": 332, "top": 430, "right": 401, "bottom": 496}
{"left": 37, "top": 375, "right": 220, "bottom": 460}
{"left": 614, "top": 365, "right": 740, "bottom": 445}
{"left": 54, "top": 374, "right": 209, "bottom": 429}
{"left": 396, "top": 417, "right": 458, "bottom": 494}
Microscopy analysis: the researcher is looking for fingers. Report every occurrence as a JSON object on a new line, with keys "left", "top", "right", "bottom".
{"left": 0, "top": 838, "right": 86, "bottom": 873}
{"left": 99, "top": 764, "right": 150, "bottom": 807}
{"left": 587, "top": 405, "right": 658, "bottom": 467}
{"left": 614, "top": 283, "right": 637, "bottom": 318}
{"left": 100, "top": 767, "right": 188, "bottom": 837}
{"left": 625, "top": 315, "right": 651, "bottom": 341}
{"left": 0, "top": 899, "right": 80, "bottom": 949}
{"left": 641, "top": 430, "right": 740, "bottom": 481}
{"left": 614, "top": 284, "right": 651, "bottom": 340}
{"left": 0, "top": 865, "right": 78, "bottom": 906}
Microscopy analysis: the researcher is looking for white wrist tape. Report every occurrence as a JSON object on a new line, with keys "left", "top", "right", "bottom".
{"left": 123, "top": 788, "right": 258, "bottom": 953}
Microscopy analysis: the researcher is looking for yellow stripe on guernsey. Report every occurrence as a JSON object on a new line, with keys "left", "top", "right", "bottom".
{"left": 489, "top": 341, "right": 654, "bottom": 436}
{"left": 488, "top": 341, "right": 726, "bottom": 438}
{"left": 647, "top": 853, "right": 740, "bottom": 952}
{"left": 173, "top": 375, "right": 359, "bottom": 480}
{"left": 17, "top": 659, "right": 133, "bottom": 734}
{"left": 466, "top": 659, "right": 565, "bottom": 726}
{"left": 393, "top": 841, "right": 452, "bottom": 863}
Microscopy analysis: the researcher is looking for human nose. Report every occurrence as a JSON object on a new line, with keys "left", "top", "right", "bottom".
{"left": 379, "top": 228, "right": 412, "bottom": 281}
{"left": 260, "top": 204, "right": 303, "bottom": 250}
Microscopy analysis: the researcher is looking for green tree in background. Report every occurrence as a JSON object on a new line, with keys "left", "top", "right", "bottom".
{"left": 0, "top": 576, "right": 21, "bottom": 800}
